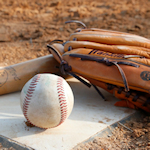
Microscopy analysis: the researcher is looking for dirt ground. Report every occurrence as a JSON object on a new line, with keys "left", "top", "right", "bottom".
{"left": 0, "top": 0, "right": 150, "bottom": 66}
{"left": 73, "top": 113, "right": 150, "bottom": 150}
{"left": 0, "top": 0, "right": 150, "bottom": 149}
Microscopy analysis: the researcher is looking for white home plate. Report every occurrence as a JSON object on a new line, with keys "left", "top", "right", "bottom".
{"left": 0, "top": 77, "right": 135, "bottom": 150}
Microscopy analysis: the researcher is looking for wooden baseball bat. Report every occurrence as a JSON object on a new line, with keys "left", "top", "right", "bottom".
{"left": 0, "top": 54, "right": 62, "bottom": 95}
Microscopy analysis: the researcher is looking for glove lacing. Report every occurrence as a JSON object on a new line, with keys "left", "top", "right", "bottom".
{"left": 69, "top": 53, "right": 139, "bottom": 92}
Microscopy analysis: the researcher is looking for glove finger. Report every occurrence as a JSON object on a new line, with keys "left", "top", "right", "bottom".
{"left": 114, "top": 100, "right": 138, "bottom": 110}
{"left": 47, "top": 43, "right": 65, "bottom": 63}
{"left": 69, "top": 33, "right": 150, "bottom": 49}
{"left": 75, "top": 28, "right": 150, "bottom": 41}
{"left": 64, "top": 41, "right": 150, "bottom": 59}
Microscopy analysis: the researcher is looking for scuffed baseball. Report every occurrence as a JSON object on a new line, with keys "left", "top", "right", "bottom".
{"left": 20, "top": 73, "right": 74, "bottom": 129}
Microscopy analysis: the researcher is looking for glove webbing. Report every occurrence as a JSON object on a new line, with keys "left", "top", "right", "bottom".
{"left": 69, "top": 53, "right": 139, "bottom": 92}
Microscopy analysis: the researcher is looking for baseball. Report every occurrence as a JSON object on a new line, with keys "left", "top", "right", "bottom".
{"left": 20, "top": 73, "right": 74, "bottom": 129}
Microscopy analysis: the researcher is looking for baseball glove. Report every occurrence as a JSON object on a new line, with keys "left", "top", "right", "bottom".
{"left": 47, "top": 20, "right": 150, "bottom": 113}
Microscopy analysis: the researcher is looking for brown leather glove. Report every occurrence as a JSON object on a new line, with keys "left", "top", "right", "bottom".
{"left": 48, "top": 20, "right": 150, "bottom": 113}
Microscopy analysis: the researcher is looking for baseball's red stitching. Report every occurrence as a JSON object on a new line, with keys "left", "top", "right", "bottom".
{"left": 23, "top": 75, "right": 68, "bottom": 128}
{"left": 56, "top": 77, "right": 68, "bottom": 126}
{"left": 23, "top": 74, "right": 41, "bottom": 126}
